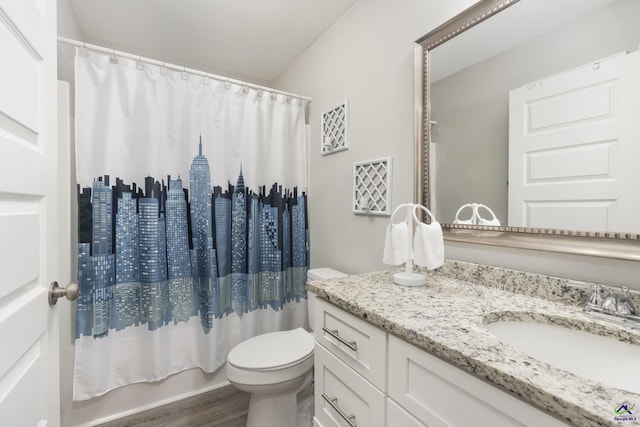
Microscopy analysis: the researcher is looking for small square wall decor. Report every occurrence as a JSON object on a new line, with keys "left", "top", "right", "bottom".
{"left": 321, "top": 100, "right": 349, "bottom": 155}
{"left": 353, "top": 157, "right": 392, "bottom": 215}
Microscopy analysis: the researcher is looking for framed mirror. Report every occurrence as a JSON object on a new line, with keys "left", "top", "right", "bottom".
{"left": 414, "top": 0, "right": 640, "bottom": 261}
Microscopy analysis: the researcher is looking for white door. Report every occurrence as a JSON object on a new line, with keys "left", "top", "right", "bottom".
{"left": 508, "top": 51, "right": 640, "bottom": 232}
{"left": 0, "top": 1, "right": 60, "bottom": 426}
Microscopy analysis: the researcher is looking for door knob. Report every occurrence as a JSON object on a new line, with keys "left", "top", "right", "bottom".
{"left": 48, "top": 281, "right": 79, "bottom": 305}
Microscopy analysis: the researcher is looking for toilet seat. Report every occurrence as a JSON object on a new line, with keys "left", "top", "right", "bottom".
{"left": 226, "top": 328, "right": 315, "bottom": 387}
{"left": 227, "top": 328, "right": 314, "bottom": 371}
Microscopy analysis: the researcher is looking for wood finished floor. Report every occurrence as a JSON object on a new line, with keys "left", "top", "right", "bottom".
{"left": 97, "top": 385, "right": 250, "bottom": 427}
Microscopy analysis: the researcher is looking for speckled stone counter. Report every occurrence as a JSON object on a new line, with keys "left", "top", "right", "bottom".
{"left": 307, "top": 260, "right": 640, "bottom": 427}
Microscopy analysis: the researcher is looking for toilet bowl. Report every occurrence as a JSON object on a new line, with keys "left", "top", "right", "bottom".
{"left": 225, "top": 267, "right": 347, "bottom": 427}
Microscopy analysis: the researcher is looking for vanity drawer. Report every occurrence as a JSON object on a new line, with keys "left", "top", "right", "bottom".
{"left": 314, "top": 343, "right": 385, "bottom": 427}
{"left": 314, "top": 297, "right": 387, "bottom": 391}
{"left": 388, "top": 335, "right": 569, "bottom": 427}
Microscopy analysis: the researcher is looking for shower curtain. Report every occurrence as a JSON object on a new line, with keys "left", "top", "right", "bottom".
{"left": 73, "top": 48, "right": 310, "bottom": 400}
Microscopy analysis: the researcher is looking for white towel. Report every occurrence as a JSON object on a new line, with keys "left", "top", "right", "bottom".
{"left": 413, "top": 221, "right": 444, "bottom": 270}
{"left": 383, "top": 222, "right": 412, "bottom": 265}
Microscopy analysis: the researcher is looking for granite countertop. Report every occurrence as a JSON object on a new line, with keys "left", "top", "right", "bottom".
{"left": 306, "top": 261, "right": 640, "bottom": 427}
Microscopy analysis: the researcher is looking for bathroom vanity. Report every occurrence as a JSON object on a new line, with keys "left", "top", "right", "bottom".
{"left": 308, "top": 261, "right": 640, "bottom": 427}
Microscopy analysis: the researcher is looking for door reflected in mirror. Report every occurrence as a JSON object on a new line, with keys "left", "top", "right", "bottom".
{"left": 429, "top": 0, "right": 640, "bottom": 233}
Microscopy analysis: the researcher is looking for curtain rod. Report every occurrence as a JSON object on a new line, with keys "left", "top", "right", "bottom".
{"left": 57, "top": 36, "right": 312, "bottom": 102}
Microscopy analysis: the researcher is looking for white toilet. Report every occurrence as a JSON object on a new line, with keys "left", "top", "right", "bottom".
{"left": 225, "top": 267, "right": 347, "bottom": 427}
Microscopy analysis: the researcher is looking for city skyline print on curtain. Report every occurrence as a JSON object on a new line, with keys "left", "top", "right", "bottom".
{"left": 73, "top": 47, "right": 310, "bottom": 400}
{"left": 76, "top": 138, "right": 309, "bottom": 338}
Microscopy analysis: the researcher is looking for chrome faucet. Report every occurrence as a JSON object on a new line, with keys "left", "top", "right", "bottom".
{"left": 584, "top": 284, "right": 639, "bottom": 327}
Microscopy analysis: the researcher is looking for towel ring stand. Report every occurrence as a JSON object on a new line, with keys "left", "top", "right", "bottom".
{"left": 387, "top": 203, "right": 437, "bottom": 287}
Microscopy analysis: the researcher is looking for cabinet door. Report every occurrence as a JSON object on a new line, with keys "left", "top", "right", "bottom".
{"left": 387, "top": 398, "right": 426, "bottom": 427}
{"left": 388, "top": 336, "right": 570, "bottom": 427}
{"left": 314, "top": 343, "right": 385, "bottom": 427}
{"left": 315, "top": 298, "right": 387, "bottom": 391}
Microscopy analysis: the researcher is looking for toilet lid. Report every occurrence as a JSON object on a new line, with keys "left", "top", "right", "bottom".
{"left": 227, "top": 328, "right": 314, "bottom": 371}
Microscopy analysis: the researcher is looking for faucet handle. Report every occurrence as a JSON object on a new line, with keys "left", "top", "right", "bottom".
{"left": 588, "top": 284, "right": 603, "bottom": 307}
{"left": 617, "top": 286, "right": 636, "bottom": 316}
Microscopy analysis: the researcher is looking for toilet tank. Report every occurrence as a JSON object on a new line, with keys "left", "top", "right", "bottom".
{"left": 307, "top": 268, "right": 347, "bottom": 332}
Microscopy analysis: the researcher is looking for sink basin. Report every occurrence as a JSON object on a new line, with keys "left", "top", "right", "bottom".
{"left": 486, "top": 320, "right": 640, "bottom": 394}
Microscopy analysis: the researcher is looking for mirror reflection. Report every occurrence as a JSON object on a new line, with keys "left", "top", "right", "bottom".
{"left": 429, "top": 0, "right": 640, "bottom": 233}
{"left": 453, "top": 203, "right": 501, "bottom": 226}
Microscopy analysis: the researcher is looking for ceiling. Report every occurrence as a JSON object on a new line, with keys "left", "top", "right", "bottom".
{"left": 69, "top": 0, "right": 357, "bottom": 85}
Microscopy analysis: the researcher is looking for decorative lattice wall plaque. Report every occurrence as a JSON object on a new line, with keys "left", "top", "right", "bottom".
{"left": 321, "top": 100, "right": 349, "bottom": 155}
{"left": 353, "top": 157, "right": 392, "bottom": 215}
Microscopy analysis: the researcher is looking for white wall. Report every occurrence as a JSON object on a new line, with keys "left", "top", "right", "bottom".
{"left": 275, "top": 0, "right": 477, "bottom": 275}
{"left": 57, "top": 0, "right": 81, "bottom": 111}
{"left": 274, "top": 0, "right": 640, "bottom": 286}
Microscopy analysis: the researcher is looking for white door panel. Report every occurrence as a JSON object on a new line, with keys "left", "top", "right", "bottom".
{"left": 0, "top": 212, "right": 40, "bottom": 298}
{"left": 526, "top": 201, "right": 614, "bottom": 231}
{"left": 0, "top": 2, "right": 46, "bottom": 140}
{"left": 0, "top": 0, "right": 59, "bottom": 426}
{"left": 509, "top": 51, "right": 640, "bottom": 232}
{"left": 526, "top": 78, "right": 617, "bottom": 132}
{"left": 525, "top": 140, "right": 615, "bottom": 182}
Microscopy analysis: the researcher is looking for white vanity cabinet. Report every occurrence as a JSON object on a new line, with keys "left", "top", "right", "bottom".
{"left": 388, "top": 335, "right": 570, "bottom": 427}
{"left": 387, "top": 398, "right": 425, "bottom": 427}
{"left": 314, "top": 297, "right": 571, "bottom": 427}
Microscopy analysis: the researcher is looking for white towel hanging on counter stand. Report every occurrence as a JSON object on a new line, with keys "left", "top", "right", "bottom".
{"left": 383, "top": 203, "right": 442, "bottom": 287}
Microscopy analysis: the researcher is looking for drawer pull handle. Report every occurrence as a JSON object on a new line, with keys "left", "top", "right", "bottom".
{"left": 322, "top": 327, "right": 358, "bottom": 351}
{"left": 322, "top": 393, "right": 357, "bottom": 427}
